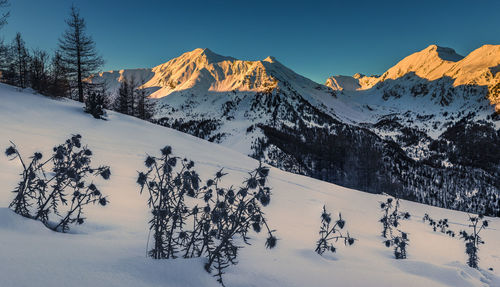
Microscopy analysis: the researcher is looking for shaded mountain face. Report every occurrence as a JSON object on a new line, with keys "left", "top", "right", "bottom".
{"left": 91, "top": 46, "right": 500, "bottom": 216}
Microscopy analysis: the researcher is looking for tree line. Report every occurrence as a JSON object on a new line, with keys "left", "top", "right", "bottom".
{"left": 0, "top": 2, "right": 154, "bottom": 120}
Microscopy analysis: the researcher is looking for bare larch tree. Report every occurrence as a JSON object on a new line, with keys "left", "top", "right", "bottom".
{"left": 58, "top": 5, "right": 103, "bottom": 102}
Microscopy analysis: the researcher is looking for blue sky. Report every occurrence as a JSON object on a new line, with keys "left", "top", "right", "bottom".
{"left": 1, "top": 0, "right": 499, "bottom": 83}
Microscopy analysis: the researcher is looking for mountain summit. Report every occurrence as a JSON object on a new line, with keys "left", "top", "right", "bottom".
{"left": 326, "top": 44, "right": 499, "bottom": 91}
{"left": 326, "top": 44, "right": 500, "bottom": 112}
{"left": 379, "top": 44, "right": 464, "bottom": 82}
{"left": 91, "top": 48, "right": 329, "bottom": 101}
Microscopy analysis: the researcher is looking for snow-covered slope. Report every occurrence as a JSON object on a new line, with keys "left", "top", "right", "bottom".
{"left": 326, "top": 44, "right": 500, "bottom": 112}
{"left": 326, "top": 44, "right": 500, "bottom": 89}
{"left": 324, "top": 45, "right": 500, "bottom": 163}
{"left": 1, "top": 84, "right": 500, "bottom": 287}
{"left": 325, "top": 74, "right": 362, "bottom": 91}
{"left": 377, "top": 45, "right": 464, "bottom": 83}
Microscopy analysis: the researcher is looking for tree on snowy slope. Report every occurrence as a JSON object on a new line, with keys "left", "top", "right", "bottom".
{"left": 1, "top": 36, "right": 50, "bottom": 94}
{"left": 58, "top": 5, "right": 103, "bottom": 102}
{"left": 134, "top": 79, "right": 154, "bottom": 120}
{"left": 115, "top": 78, "right": 131, "bottom": 115}
{"left": 0, "top": 40, "right": 13, "bottom": 83}
{"left": 48, "top": 51, "right": 71, "bottom": 98}
{"left": 11, "top": 32, "right": 29, "bottom": 88}
{"left": 84, "top": 86, "right": 108, "bottom": 119}
{"left": 0, "top": 0, "right": 8, "bottom": 78}
{"left": 29, "top": 48, "right": 50, "bottom": 94}
{"left": 114, "top": 76, "right": 153, "bottom": 119}
{"left": 127, "top": 75, "right": 137, "bottom": 116}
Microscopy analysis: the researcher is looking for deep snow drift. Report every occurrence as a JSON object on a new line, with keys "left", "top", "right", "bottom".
{"left": 0, "top": 84, "right": 499, "bottom": 287}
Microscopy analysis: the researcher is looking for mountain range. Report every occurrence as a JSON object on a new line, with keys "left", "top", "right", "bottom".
{"left": 89, "top": 44, "right": 500, "bottom": 216}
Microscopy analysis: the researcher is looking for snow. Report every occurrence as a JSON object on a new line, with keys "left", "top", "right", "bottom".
{"left": 321, "top": 44, "right": 500, "bottom": 147}
{"left": 86, "top": 47, "right": 369, "bottom": 155}
{"left": 89, "top": 46, "right": 500, "bottom": 125}
{"left": 88, "top": 68, "right": 156, "bottom": 99}
{"left": 325, "top": 44, "right": 499, "bottom": 93}
{"left": 1, "top": 84, "right": 500, "bottom": 287}
{"left": 89, "top": 48, "right": 357, "bottom": 116}
{"left": 380, "top": 45, "right": 463, "bottom": 82}
{"left": 325, "top": 75, "right": 361, "bottom": 91}
{"left": 88, "top": 46, "right": 500, "bottom": 158}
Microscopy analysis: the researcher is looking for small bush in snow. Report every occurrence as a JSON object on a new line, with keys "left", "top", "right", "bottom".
{"left": 84, "top": 90, "right": 107, "bottom": 119}
{"left": 422, "top": 213, "right": 455, "bottom": 237}
{"left": 384, "top": 231, "right": 409, "bottom": 260}
{"left": 137, "top": 145, "right": 200, "bottom": 259}
{"left": 459, "top": 214, "right": 488, "bottom": 269}
{"left": 315, "top": 205, "right": 355, "bottom": 255}
{"left": 379, "top": 197, "right": 410, "bottom": 259}
{"left": 138, "top": 146, "right": 277, "bottom": 286}
{"left": 5, "top": 134, "right": 111, "bottom": 232}
{"left": 379, "top": 197, "right": 410, "bottom": 238}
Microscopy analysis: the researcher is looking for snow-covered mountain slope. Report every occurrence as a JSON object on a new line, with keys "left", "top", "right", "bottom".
{"left": 326, "top": 44, "right": 500, "bottom": 112}
{"left": 89, "top": 47, "right": 500, "bottom": 217}
{"left": 325, "top": 73, "right": 363, "bottom": 91}
{"left": 91, "top": 48, "right": 329, "bottom": 100}
{"left": 89, "top": 48, "right": 362, "bottom": 153}
{"left": 325, "top": 45, "right": 500, "bottom": 169}
{"left": 1, "top": 84, "right": 500, "bottom": 287}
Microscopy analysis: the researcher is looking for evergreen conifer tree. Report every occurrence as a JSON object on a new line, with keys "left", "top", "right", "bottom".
{"left": 84, "top": 88, "right": 107, "bottom": 119}
{"left": 116, "top": 78, "right": 130, "bottom": 114}
{"left": 135, "top": 80, "right": 154, "bottom": 120}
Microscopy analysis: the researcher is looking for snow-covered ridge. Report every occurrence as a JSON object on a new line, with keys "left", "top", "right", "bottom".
{"left": 90, "top": 45, "right": 500, "bottom": 116}
{"left": 326, "top": 44, "right": 500, "bottom": 92}
{"left": 90, "top": 45, "right": 500, "bottom": 109}
{"left": 90, "top": 48, "right": 330, "bottom": 100}
{"left": 326, "top": 44, "right": 500, "bottom": 115}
